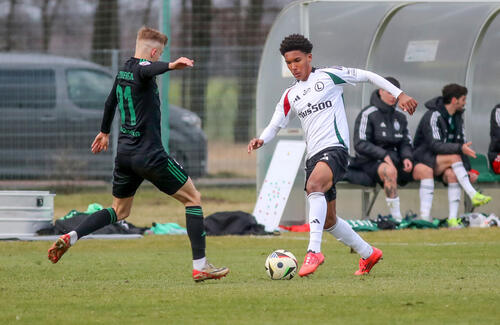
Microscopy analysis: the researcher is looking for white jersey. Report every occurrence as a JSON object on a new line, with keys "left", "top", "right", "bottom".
{"left": 260, "top": 67, "right": 402, "bottom": 159}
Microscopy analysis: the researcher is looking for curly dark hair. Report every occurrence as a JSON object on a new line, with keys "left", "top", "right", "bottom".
{"left": 279, "top": 34, "right": 313, "bottom": 55}
{"left": 442, "top": 83, "right": 467, "bottom": 104}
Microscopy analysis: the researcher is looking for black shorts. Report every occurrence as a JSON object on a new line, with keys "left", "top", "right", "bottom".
{"left": 413, "top": 147, "right": 437, "bottom": 170}
{"left": 356, "top": 160, "right": 413, "bottom": 186}
{"left": 413, "top": 149, "right": 457, "bottom": 185}
{"left": 305, "top": 147, "right": 349, "bottom": 202}
{"left": 112, "top": 150, "right": 188, "bottom": 198}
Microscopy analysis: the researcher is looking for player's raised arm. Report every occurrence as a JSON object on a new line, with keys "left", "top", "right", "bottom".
{"left": 139, "top": 57, "right": 194, "bottom": 79}
{"left": 334, "top": 67, "right": 418, "bottom": 115}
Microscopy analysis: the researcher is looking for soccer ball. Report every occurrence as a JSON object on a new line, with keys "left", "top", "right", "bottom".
{"left": 265, "top": 249, "right": 298, "bottom": 280}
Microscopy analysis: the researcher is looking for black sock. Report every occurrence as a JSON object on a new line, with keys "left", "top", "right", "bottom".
{"left": 75, "top": 207, "right": 117, "bottom": 238}
{"left": 185, "top": 206, "right": 206, "bottom": 260}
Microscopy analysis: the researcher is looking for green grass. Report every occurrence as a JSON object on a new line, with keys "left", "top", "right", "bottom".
{"left": 1, "top": 188, "right": 500, "bottom": 324}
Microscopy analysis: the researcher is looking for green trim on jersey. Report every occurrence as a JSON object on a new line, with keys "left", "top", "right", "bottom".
{"left": 334, "top": 117, "right": 346, "bottom": 148}
{"left": 325, "top": 71, "right": 346, "bottom": 85}
{"left": 333, "top": 93, "right": 346, "bottom": 148}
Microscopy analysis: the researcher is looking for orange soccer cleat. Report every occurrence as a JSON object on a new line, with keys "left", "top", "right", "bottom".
{"left": 298, "top": 251, "right": 325, "bottom": 277}
{"left": 48, "top": 234, "right": 71, "bottom": 264}
{"left": 192, "top": 263, "right": 230, "bottom": 282}
{"left": 354, "top": 246, "right": 383, "bottom": 275}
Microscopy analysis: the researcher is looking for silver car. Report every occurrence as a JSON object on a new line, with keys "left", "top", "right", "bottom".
{"left": 0, "top": 53, "right": 207, "bottom": 180}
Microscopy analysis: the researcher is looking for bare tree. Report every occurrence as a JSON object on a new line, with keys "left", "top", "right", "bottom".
{"left": 189, "top": 0, "right": 212, "bottom": 124}
{"left": 91, "top": 0, "right": 120, "bottom": 67}
{"left": 5, "top": 0, "right": 18, "bottom": 51}
{"left": 142, "top": 0, "right": 154, "bottom": 26}
{"left": 233, "top": 0, "right": 264, "bottom": 142}
{"left": 40, "top": 0, "right": 63, "bottom": 52}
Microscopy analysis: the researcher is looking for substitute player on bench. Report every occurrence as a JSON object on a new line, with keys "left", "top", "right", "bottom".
{"left": 48, "top": 26, "right": 229, "bottom": 282}
{"left": 413, "top": 84, "right": 491, "bottom": 228}
{"left": 248, "top": 34, "right": 417, "bottom": 277}
{"left": 351, "top": 77, "right": 413, "bottom": 222}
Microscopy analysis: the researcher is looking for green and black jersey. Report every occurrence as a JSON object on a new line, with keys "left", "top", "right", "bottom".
{"left": 101, "top": 57, "right": 171, "bottom": 154}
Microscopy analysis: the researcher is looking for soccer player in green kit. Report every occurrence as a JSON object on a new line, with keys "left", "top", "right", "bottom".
{"left": 48, "top": 26, "right": 229, "bottom": 282}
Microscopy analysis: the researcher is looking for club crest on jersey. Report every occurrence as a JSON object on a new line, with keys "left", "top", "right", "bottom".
{"left": 314, "top": 81, "right": 324, "bottom": 92}
{"left": 394, "top": 120, "right": 400, "bottom": 131}
{"left": 139, "top": 60, "right": 151, "bottom": 66}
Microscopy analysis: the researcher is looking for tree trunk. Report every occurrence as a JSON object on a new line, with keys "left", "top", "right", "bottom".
{"left": 234, "top": 0, "right": 264, "bottom": 142}
{"left": 91, "top": 0, "right": 120, "bottom": 67}
{"left": 189, "top": 0, "right": 212, "bottom": 125}
{"left": 142, "top": 0, "right": 154, "bottom": 26}
{"left": 5, "top": 0, "right": 18, "bottom": 51}
{"left": 41, "top": 0, "right": 63, "bottom": 52}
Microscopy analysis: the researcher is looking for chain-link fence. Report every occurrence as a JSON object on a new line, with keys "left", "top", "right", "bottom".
{"left": 0, "top": 0, "right": 288, "bottom": 182}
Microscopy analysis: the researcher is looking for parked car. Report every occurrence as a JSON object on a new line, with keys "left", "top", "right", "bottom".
{"left": 0, "top": 53, "right": 207, "bottom": 180}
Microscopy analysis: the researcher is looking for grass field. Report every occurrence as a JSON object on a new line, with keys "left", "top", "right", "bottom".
{"left": 1, "top": 187, "right": 500, "bottom": 324}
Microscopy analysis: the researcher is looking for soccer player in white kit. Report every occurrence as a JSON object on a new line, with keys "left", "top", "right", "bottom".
{"left": 248, "top": 34, "right": 418, "bottom": 277}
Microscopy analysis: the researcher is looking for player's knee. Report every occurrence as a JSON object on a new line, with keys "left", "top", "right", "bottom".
{"left": 450, "top": 154, "right": 462, "bottom": 163}
{"left": 385, "top": 165, "right": 398, "bottom": 181}
{"left": 306, "top": 178, "right": 327, "bottom": 194}
{"left": 413, "top": 164, "right": 432, "bottom": 180}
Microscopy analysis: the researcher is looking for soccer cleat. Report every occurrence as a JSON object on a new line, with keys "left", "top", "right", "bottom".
{"left": 471, "top": 192, "right": 491, "bottom": 207}
{"left": 354, "top": 246, "right": 382, "bottom": 275}
{"left": 192, "top": 263, "right": 230, "bottom": 282}
{"left": 48, "top": 234, "right": 71, "bottom": 264}
{"left": 447, "top": 217, "right": 463, "bottom": 229}
{"left": 298, "top": 251, "right": 325, "bottom": 277}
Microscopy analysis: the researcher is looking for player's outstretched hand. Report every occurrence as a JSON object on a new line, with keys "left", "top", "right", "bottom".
{"left": 247, "top": 138, "right": 264, "bottom": 154}
{"left": 91, "top": 132, "right": 110, "bottom": 154}
{"left": 398, "top": 93, "right": 418, "bottom": 115}
{"left": 461, "top": 142, "right": 476, "bottom": 158}
{"left": 169, "top": 57, "right": 194, "bottom": 70}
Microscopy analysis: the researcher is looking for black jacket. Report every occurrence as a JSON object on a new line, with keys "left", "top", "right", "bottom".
{"left": 352, "top": 90, "right": 413, "bottom": 166}
{"left": 413, "top": 96, "right": 470, "bottom": 170}
{"left": 488, "top": 104, "right": 500, "bottom": 165}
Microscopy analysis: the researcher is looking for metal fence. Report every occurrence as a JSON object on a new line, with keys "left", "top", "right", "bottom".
{"left": 0, "top": 0, "right": 287, "bottom": 182}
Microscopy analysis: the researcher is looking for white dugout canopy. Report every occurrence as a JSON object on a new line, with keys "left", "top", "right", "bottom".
{"left": 256, "top": 0, "right": 500, "bottom": 223}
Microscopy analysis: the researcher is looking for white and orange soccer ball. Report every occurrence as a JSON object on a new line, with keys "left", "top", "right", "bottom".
{"left": 265, "top": 249, "right": 298, "bottom": 280}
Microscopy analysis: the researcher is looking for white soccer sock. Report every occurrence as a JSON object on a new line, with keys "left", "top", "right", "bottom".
{"left": 68, "top": 230, "right": 78, "bottom": 246}
{"left": 448, "top": 183, "right": 461, "bottom": 220}
{"left": 385, "top": 197, "right": 402, "bottom": 221}
{"left": 451, "top": 162, "right": 477, "bottom": 198}
{"left": 193, "top": 257, "right": 207, "bottom": 271}
{"left": 419, "top": 178, "right": 434, "bottom": 220}
{"left": 325, "top": 217, "right": 372, "bottom": 259}
{"left": 306, "top": 192, "right": 327, "bottom": 253}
